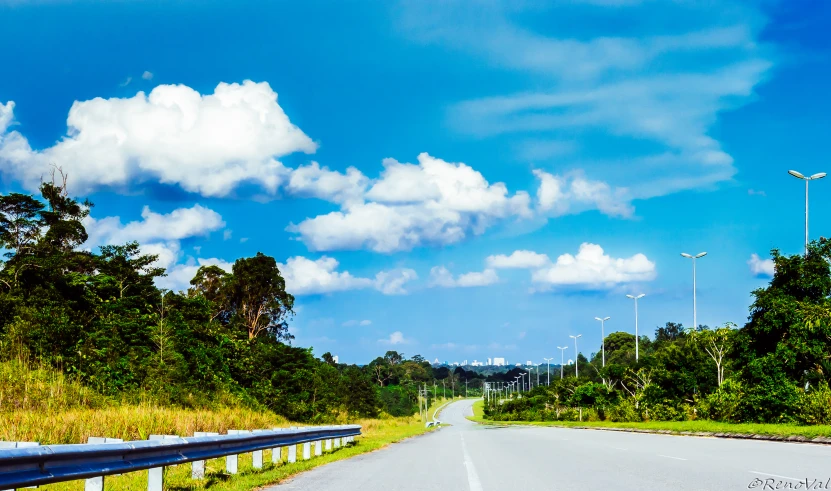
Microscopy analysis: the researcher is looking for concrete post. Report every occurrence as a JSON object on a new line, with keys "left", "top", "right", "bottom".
{"left": 271, "top": 428, "right": 283, "bottom": 464}
{"left": 148, "top": 435, "right": 178, "bottom": 491}
{"left": 84, "top": 437, "right": 123, "bottom": 490}
{"left": 288, "top": 444, "right": 297, "bottom": 463}
{"left": 303, "top": 442, "right": 311, "bottom": 460}
{"left": 334, "top": 437, "right": 340, "bottom": 449}
{"left": 252, "top": 430, "right": 265, "bottom": 469}
{"left": 341, "top": 437, "right": 347, "bottom": 447}
{"left": 225, "top": 430, "right": 242, "bottom": 474}
{"left": 325, "top": 439, "right": 332, "bottom": 451}
{"left": 314, "top": 440, "right": 322, "bottom": 456}
{"left": 191, "top": 432, "right": 218, "bottom": 479}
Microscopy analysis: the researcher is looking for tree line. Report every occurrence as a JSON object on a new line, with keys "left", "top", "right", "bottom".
{"left": 0, "top": 179, "right": 476, "bottom": 421}
{"left": 486, "top": 238, "right": 831, "bottom": 424}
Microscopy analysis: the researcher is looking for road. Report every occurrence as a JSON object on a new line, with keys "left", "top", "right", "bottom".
{"left": 267, "top": 399, "right": 831, "bottom": 490}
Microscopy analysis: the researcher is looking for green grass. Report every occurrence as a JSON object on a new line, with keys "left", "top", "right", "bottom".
{"left": 467, "top": 400, "right": 831, "bottom": 439}
{"left": 37, "top": 415, "right": 437, "bottom": 490}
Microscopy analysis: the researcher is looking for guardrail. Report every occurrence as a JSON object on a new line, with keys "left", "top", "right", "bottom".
{"left": 0, "top": 425, "right": 360, "bottom": 490}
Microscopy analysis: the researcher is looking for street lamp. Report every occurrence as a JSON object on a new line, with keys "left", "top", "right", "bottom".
{"left": 543, "top": 357, "right": 553, "bottom": 385}
{"left": 626, "top": 294, "right": 645, "bottom": 361}
{"left": 594, "top": 316, "right": 610, "bottom": 367}
{"left": 569, "top": 335, "right": 582, "bottom": 377}
{"left": 788, "top": 170, "right": 826, "bottom": 256}
{"left": 680, "top": 252, "right": 707, "bottom": 330}
{"left": 514, "top": 375, "right": 521, "bottom": 395}
{"left": 557, "top": 346, "right": 567, "bottom": 379}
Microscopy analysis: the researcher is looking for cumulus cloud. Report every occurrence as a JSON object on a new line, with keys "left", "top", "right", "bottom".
{"left": 290, "top": 153, "right": 531, "bottom": 252}
{"left": 487, "top": 250, "right": 551, "bottom": 269}
{"left": 379, "top": 331, "right": 411, "bottom": 345}
{"left": 142, "top": 71, "right": 154, "bottom": 80}
{"left": 0, "top": 81, "right": 316, "bottom": 197}
{"left": 82, "top": 204, "right": 231, "bottom": 292}
{"left": 286, "top": 161, "right": 368, "bottom": 207}
{"left": 533, "top": 170, "right": 634, "bottom": 218}
{"left": 531, "top": 243, "right": 656, "bottom": 289}
{"left": 278, "top": 256, "right": 418, "bottom": 296}
{"left": 429, "top": 265, "right": 499, "bottom": 288}
{"left": 84, "top": 204, "right": 225, "bottom": 246}
{"left": 748, "top": 253, "right": 775, "bottom": 278}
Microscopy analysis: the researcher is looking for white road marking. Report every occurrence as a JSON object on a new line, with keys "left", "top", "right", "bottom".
{"left": 750, "top": 471, "right": 801, "bottom": 481}
{"left": 658, "top": 454, "right": 688, "bottom": 461}
{"left": 460, "top": 433, "right": 484, "bottom": 491}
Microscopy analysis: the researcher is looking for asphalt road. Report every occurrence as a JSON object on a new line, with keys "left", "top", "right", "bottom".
{"left": 266, "top": 399, "right": 831, "bottom": 491}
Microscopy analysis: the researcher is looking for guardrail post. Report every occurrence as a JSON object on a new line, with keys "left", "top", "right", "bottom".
{"left": 314, "top": 440, "right": 322, "bottom": 457}
{"left": 225, "top": 430, "right": 241, "bottom": 474}
{"left": 302, "top": 442, "right": 311, "bottom": 460}
{"left": 325, "top": 439, "right": 332, "bottom": 451}
{"left": 148, "top": 435, "right": 178, "bottom": 491}
{"left": 288, "top": 444, "right": 297, "bottom": 463}
{"left": 251, "top": 430, "right": 266, "bottom": 469}
{"left": 84, "top": 437, "right": 123, "bottom": 491}
{"left": 270, "top": 428, "right": 283, "bottom": 464}
{"left": 334, "top": 437, "right": 340, "bottom": 449}
{"left": 191, "top": 432, "right": 218, "bottom": 479}
{"left": 0, "top": 442, "right": 40, "bottom": 491}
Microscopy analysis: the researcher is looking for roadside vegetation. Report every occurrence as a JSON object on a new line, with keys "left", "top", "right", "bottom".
{"left": 481, "top": 239, "right": 831, "bottom": 426}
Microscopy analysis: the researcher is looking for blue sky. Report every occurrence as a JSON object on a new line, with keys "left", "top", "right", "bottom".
{"left": 1, "top": 0, "right": 829, "bottom": 365}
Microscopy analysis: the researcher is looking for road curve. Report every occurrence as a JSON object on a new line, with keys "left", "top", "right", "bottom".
{"left": 266, "top": 399, "right": 831, "bottom": 491}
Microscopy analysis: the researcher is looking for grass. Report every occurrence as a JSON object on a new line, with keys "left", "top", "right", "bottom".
{"left": 467, "top": 400, "right": 831, "bottom": 439}
{"left": 0, "top": 358, "right": 449, "bottom": 490}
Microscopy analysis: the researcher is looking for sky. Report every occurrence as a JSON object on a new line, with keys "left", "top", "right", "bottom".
{"left": 1, "top": 0, "right": 830, "bottom": 365}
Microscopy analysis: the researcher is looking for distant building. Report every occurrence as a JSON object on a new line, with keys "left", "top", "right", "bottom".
{"left": 463, "top": 359, "right": 468, "bottom": 366}
{"left": 493, "top": 357, "right": 506, "bottom": 366}
{"left": 526, "top": 360, "right": 533, "bottom": 366}
{"left": 471, "top": 360, "right": 482, "bottom": 366}
{"left": 487, "top": 357, "right": 492, "bottom": 365}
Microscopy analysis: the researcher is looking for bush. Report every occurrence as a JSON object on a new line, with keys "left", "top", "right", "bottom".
{"left": 607, "top": 399, "right": 641, "bottom": 422}
{"left": 696, "top": 378, "right": 743, "bottom": 422}
{"left": 798, "top": 382, "right": 831, "bottom": 425}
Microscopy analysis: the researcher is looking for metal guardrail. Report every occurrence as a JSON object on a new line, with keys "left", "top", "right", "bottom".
{"left": 0, "top": 425, "right": 361, "bottom": 490}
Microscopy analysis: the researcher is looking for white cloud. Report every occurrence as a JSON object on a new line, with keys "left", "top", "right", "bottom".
{"left": 84, "top": 204, "right": 225, "bottom": 246}
{"left": 343, "top": 319, "right": 372, "bottom": 327}
{"left": 279, "top": 256, "right": 373, "bottom": 295}
{"left": 360, "top": 319, "right": 372, "bottom": 326}
{"left": 0, "top": 81, "right": 316, "bottom": 197}
{"left": 0, "top": 102, "right": 13, "bottom": 134}
{"left": 223, "top": 230, "right": 232, "bottom": 240}
{"left": 430, "top": 342, "right": 457, "bottom": 349}
{"left": 379, "top": 331, "right": 411, "bottom": 345}
{"left": 278, "top": 256, "right": 417, "bottom": 296}
{"left": 374, "top": 268, "right": 418, "bottom": 295}
{"left": 531, "top": 243, "right": 656, "bottom": 289}
{"left": 290, "top": 153, "right": 531, "bottom": 252}
{"left": 142, "top": 71, "right": 154, "bottom": 80}
{"left": 748, "top": 253, "right": 774, "bottom": 278}
{"left": 119, "top": 77, "right": 132, "bottom": 87}
{"left": 429, "top": 265, "right": 499, "bottom": 288}
{"left": 158, "top": 257, "right": 233, "bottom": 292}
{"left": 286, "top": 161, "right": 368, "bottom": 207}
{"left": 487, "top": 250, "right": 551, "bottom": 269}
{"left": 239, "top": 237, "right": 248, "bottom": 243}
{"left": 533, "top": 170, "right": 634, "bottom": 218}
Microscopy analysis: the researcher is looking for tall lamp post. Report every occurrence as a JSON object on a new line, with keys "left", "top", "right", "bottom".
{"left": 626, "top": 294, "right": 645, "bottom": 361}
{"left": 514, "top": 376, "right": 521, "bottom": 395}
{"left": 543, "top": 357, "right": 553, "bottom": 385}
{"left": 557, "top": 346, "right": 567, "bottom": 379}
{"left": 680, "top": 252, "right": 707, "bottom": 330}
{"left": 594, "top": 316, "right": 610, "bottom": 367}
{"left": 569, "top": 334, "right": 582, "bottom": 377}
{"left": 788, "top": 170, "right": 826, "bottom": 256}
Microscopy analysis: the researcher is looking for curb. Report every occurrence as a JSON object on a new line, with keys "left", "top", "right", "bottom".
{"left": 473, "top": 419, "right": 831, "bottom": 445}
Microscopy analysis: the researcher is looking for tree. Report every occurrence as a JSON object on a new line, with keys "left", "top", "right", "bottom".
{"left": 222, "top": 253, "right": 294, "bottom": 340}
{"left": 692, "top": 323, "right": 735, "bottom": 387}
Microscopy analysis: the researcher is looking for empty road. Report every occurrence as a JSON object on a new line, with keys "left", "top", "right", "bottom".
{"left": 268, "top": 400, "right": 831, "bottom": 490}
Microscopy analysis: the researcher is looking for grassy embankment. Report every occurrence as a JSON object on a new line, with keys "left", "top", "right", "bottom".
{"left": 467, "top": 400, "right": 831, "bottom": 439}
{"left": 0, "top": 361, "right": 445, "bottom": 490}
